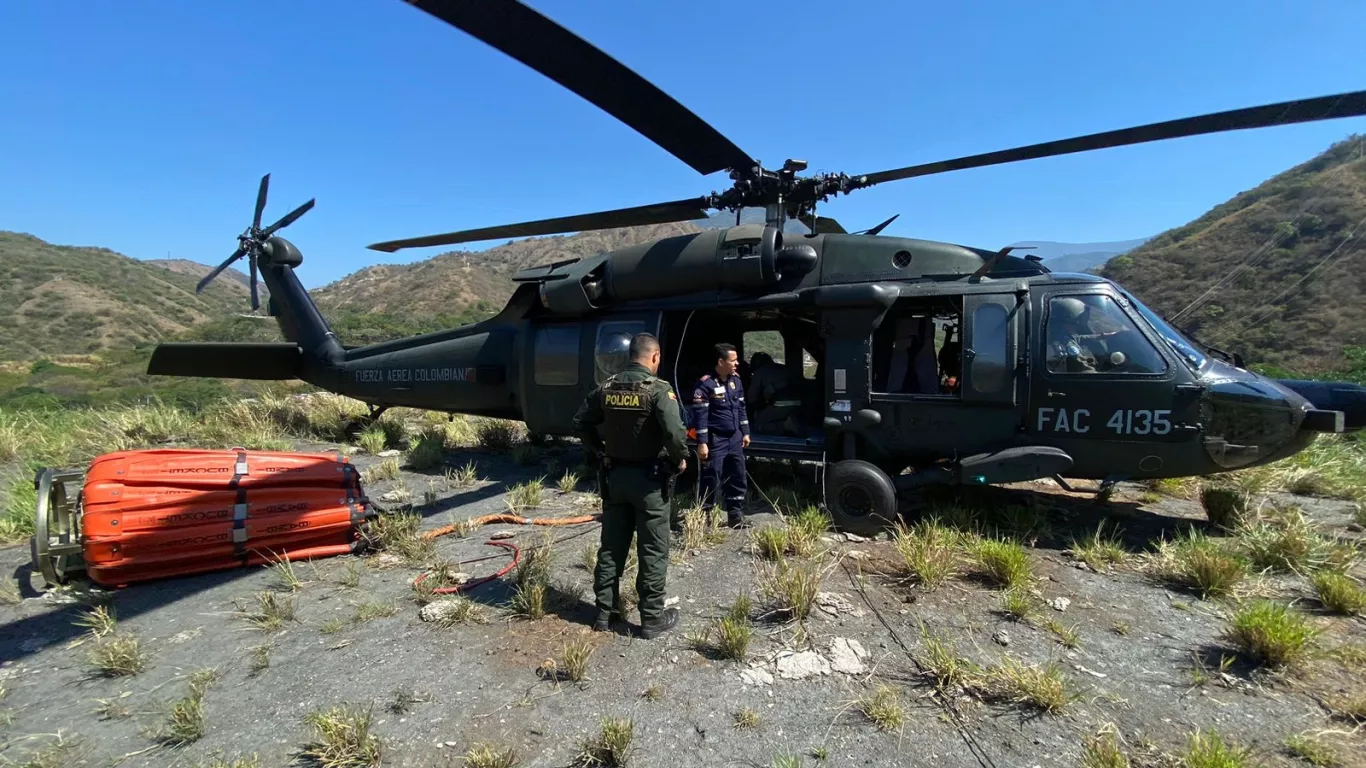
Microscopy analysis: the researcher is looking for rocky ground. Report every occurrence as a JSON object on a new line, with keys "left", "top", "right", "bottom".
{"left": 1, "top": 436, "right": 1364, "bottom": 768}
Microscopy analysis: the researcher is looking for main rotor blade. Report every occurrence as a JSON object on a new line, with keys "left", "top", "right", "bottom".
{"left": 196, "top": 247, "right": 244, "bottom": 293}
{"left": 858, "top": 90, "right": 1366, "bottom": 187}
{"left": 367, "top": 197, "right": 711, "bottom": 252}
{"left": 261, "top": 198, "right": 315, "bottom": 238}
{"left": 253, "top": 173, "right": 270, "bottom": 230}
{"left": 402, "top": 0, "right": 754, "bottom": 176}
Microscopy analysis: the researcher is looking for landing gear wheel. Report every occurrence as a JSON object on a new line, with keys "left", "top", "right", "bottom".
{"left": 824, "top": 460, "right": 898, "bottom": 538}
{"left": 30, "top": 468, "right": 85, "bottom": 588}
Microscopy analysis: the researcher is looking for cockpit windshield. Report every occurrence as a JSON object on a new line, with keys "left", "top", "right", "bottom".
{"left": 1121, "top": 290, "right": 1207, "bottom": 370}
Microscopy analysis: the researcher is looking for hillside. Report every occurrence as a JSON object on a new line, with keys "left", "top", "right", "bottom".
{"left": 1100, "top": 135, "right": 1366, "bottom": 373}
{"left": 148, "top": 257, "right": 259, "bottom": 294}
{"left": 312, "top": 220, "right": 705, "bottom": 315}
{"left": 0, "top": 231, "right": 251, "bottom": 361}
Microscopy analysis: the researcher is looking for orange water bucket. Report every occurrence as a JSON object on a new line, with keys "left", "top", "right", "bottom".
{"left": 30, "top": 448, "right": 376, "bottom": 589}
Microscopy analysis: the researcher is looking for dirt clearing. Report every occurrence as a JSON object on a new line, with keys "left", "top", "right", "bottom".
{"left": 2, "top": 438, "right": 1364, "bottom": 768}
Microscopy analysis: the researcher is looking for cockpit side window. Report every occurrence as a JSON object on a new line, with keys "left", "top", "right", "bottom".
{"left": 1045, "top": 295, "right": 1168, "bottom": 375}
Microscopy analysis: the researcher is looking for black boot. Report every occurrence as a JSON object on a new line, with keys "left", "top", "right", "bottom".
{"left": 727, "top": 514, "right": 751, "bottom": 529}
{"left": 640, "top": 607, "right": 680, "bottom": 640}
{"left": 592, "top": 610, "right": 622, "bottom": 632}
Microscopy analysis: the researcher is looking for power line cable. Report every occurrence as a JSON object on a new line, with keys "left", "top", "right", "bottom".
{"left": 1204, "top": 214, "right": 1366, "bottom": 346}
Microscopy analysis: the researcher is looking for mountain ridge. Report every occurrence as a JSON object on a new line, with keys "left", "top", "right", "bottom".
{"left": 1101, "top": 134, "right": 1366, "bottom": 373}
{"left": 0, "top": 231, "right": 252, "bottom": 361}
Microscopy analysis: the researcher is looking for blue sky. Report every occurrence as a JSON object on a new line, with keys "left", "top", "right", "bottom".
{"left": 3, "top": 0, "right": 1365, "bottom": 289}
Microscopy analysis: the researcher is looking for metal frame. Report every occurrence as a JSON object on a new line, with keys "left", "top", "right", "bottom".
{"left": 29, "top": 467, "right": 85, "bottom": 587}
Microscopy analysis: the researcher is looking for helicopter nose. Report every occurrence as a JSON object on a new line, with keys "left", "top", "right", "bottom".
{"left": 1198, "top": 371, "right": 1351, "bottom": 471}
{"left": 1274, "top": 379, "right": 1366, "bottom": 432}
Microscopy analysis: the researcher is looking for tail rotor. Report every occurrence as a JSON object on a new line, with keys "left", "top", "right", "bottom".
{"left": 196, "top": 173, "right": 315, "bottom": 311}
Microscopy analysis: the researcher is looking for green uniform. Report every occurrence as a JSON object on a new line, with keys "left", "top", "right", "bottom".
{"left": 572, "top": 362, "right": 689, "bottom": 626}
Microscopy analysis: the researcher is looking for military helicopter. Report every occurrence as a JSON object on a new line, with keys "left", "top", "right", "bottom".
{"left": 151, "top": 0, "right": 1366, "bottom": 534}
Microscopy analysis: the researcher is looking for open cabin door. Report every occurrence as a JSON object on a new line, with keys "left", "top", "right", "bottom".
{"left": 961, "top": 292, "right": 1022, "bottom": 406}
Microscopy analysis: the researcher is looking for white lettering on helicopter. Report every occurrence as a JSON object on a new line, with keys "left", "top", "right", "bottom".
{"left": 353, "top": 368, "right": 476, "bottom": 384}
{"left": 1037, "top": 408, "right": 1171, "bottom": 435}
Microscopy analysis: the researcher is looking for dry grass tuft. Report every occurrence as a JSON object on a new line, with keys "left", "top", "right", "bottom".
{"left": 756, "top": 558, "right": 822, "bottom": 621}
{"left": 461, "top": 743, "right": 521, "bottom": 768}
{"left": 505, "top": 478, "right": 545, "bottom": 513}
{"left": 893, "top": 519, "right": 961, "bottom": 589}
{"left": 357, "top": 426, "right": 387, "bottom": 455}
{"left": 984, "top": 656, "right": 1076, "bottom": 713}
{"left": 1283, "top": 733, "right": 1337, "bottom": 766}
{"left": 151, "top": 669, "right": 218, "bottom": 746}
{"left": 1182, "top": 729, "right": 1254, "bottom": 768}
{"left": 88, "top": 633, "right": 147, "bottom": 677}
{"left": 299, "top": 704, "right": 383, "bottom": 768}
{"left": 364, "top": 457, "right": 401, "bottom": 483}
{"left": 916, "top": 624, "right": 978, "bottom": 692}
{"left": 561, "top": 637, "right": 594, "bottom": 683}
{"left": 237, "top": 591, "right": 297, "bottom": 631}
{"left": 1201, "top": 486, "right": 1250, "bottom": 530}
{"left": 1224, "top": 600, "right": 1320, "bottom": 668}
{"left": 999, "top": 587, "right": 1036, "bottom": 622}
{"left": 406, "top": 428, "right": 446, "bottom": 471}
{"left": 475, "top": 418, "right": 523, "bottom": 452}
{"left": 368, "top": 511, "right": 435, "bottom": 564}
{"left": 1070, "top": 520, "right": 1128, "bottom": 571}
{"left": 1081, "top": 725, "right": 1131, "bottom": 768}
{"left": 733, "top": 708, "right": 761, "bottom": 729}
{"left": 678, "top": 503, "right": 726, "bottom": 551}
{"left": 75, "top": 604, "right": 117, "bottom": 638}
{"left": 573, "top": 717, "right": 634, "bottom": 767}
{"left": 971, "top": 537, "right": 1032, "bottom": 589}
{"left": 1312, "top": 571, "right": 1366, "bottom": 615}
{"left": 856, "top": 684, "right": 904, "bottom": 730}
{"left": 1157, "top": 530, "right": 1247, "bottom": 598}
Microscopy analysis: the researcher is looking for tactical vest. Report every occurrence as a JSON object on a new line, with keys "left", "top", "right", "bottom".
{"left": 599, "top": 374, "right": 665, "bottom": 462}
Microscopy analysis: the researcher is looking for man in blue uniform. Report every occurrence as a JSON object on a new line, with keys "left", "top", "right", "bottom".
{"left": 690, "top": 343, "right": 751, "bottom": 527}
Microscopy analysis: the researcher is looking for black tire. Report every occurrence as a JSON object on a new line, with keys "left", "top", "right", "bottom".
{"left": 824, "top": 460, "right": 898, "bottom": 537}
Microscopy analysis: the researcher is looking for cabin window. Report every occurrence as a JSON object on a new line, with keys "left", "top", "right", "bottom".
{"left": 1045, "top": 295, "right": 1168, "bottom": 375}
{"left": 969, "top": 303, "right": 1010, "bottom": 395}
{"left": 594, "top": 321, "right": 648, "bottom": 384}
{"left": 870, "top": 297, "right": 963, "bottom": 396}
{"left": 742, "top": 331, "right": 784, "bottom": 365}
{"left": 533, "top": 324, "right": 580, "bottom": 386}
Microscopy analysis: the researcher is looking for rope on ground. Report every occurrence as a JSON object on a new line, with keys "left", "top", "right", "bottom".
{"left": 413, "top": 540, "right": 522, "bottom": 595}
{"left": 410, "top": 510, "right": 605, "bottom": 594}
{"left": 839, "top": 558, "right": 999, "bottom": 768}
{"left": 421, "top": 512, "right": 601, "bottom": 540}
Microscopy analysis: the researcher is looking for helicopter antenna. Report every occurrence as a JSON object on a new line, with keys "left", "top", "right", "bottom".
{"left": 196, "top": 173, "right": 315, "bottom": 311}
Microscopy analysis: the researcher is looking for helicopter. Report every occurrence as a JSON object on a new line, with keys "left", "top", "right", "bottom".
{"left": 149, "top": 0, "right": 1366, "bottom": 535}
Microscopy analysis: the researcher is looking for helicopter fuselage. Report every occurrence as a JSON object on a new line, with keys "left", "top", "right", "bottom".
{"left": 149, "top": 224, "right": 1358, "bottom": 505}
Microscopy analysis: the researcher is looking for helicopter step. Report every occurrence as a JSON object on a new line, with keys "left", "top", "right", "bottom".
{"left": 823, "top": 446, "right": 1073, "bottom": 537}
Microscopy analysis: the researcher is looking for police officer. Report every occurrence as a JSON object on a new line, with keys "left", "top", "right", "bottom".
{"left": 690, "top": 343, "right": 751, "bottom": 527}
{"left": 572, "top": 333, "right": 689, "bottom": 640}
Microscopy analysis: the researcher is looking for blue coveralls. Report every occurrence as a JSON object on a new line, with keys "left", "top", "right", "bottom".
{"left": 689, "top": 372, "right": 749, "bottom": 520}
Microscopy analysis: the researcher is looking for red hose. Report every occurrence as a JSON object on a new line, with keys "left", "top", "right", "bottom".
{"left": 413, "top": 540, "right": 521, "bottom": 595}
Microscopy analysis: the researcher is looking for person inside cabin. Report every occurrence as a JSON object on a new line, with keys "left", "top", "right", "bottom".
{"left": 884, "top": 315, "right": 939, "bottom": 394}
{"left": 748, "top": 352, "right": 805, "bottom": 436}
